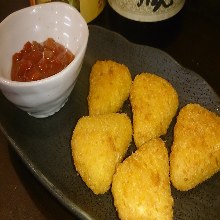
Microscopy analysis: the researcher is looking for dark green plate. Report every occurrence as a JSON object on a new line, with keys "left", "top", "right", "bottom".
{"left": 1, "top": 25, "right": 220, "bottom": 220}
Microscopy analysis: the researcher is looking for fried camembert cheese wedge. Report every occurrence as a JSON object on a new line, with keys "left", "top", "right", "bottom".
{"left": 112, "top": 138, "right": 173, "bottom": 220}
{"left": 170, "top": 103, "right": 220, "bottom": 191}
{"left": 130, "top": 73, "right": 179, "bottom": 148}
{"left": 87, "top": 60, "right": 132, "bottom": 115}
{"left": 71, "top": 113, "right": 132, "bottom": 194}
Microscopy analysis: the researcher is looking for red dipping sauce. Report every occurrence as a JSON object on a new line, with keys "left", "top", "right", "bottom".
{"left": 11, "top": 38, "right": 75, "bottom": 82}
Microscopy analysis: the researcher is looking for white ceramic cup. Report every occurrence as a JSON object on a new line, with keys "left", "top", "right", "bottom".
{"left": 0, "top": 2, "right": 89, "bottom": 118}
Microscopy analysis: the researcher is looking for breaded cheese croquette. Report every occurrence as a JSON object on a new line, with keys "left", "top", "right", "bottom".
{"left": 112, "top": 138, "right": 173, "bottom": 220}
{"left": 130, "top": 73, "right": 179, "bottom": 148}
{"left": 71, "top": 113, "right": 132, "bottom": 194}
{"left": 87, "top": 60, "right": 132, "bottom": 115}
{"left": 170, "top": 103, "right": 220, "bottom": 191}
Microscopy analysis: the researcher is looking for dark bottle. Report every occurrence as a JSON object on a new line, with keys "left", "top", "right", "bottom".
{"left": 105, "top": 0, "right": 186, "bottom": 48}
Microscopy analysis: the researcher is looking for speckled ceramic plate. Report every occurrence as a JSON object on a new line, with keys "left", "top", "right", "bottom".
{"left": 0, "top": 25, "right": 220, "bottom": 220}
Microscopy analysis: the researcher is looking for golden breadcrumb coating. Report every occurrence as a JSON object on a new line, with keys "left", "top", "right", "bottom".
{"left": 112, "top": 138, "right": 173, "bottom": 220}
{"left": 130, "top": 73, "right": 179, "bottom": 148}
{"left": 71, "top": 113, "right": 132, "bottom": 194}
{"left": 170, "top": 103, "right": 220, "bottom": 191}
{"left": 88, "top": 60, "right": 132, "bottom": 115}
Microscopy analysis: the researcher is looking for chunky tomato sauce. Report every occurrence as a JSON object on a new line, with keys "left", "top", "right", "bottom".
{"left": 11, "top": 38, "right": 75, "bottom": 82}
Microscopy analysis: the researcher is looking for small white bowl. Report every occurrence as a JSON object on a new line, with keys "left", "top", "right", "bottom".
{"left": 0, "top": 2, "right": 89, "bottom": 118}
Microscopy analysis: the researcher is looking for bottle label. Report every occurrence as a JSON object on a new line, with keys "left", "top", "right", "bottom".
{"left": 108, "top": 0, "right": 185, "bottom": 22}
